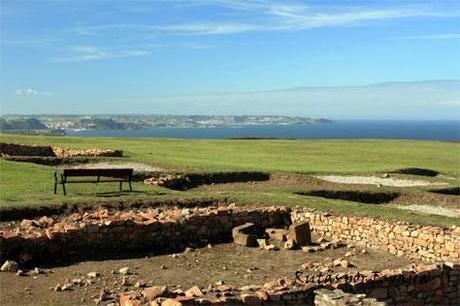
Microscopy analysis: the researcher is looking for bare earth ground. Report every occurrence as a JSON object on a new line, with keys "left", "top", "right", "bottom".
{"left": 0, "top": 241, "right": 414, "bottom": 306}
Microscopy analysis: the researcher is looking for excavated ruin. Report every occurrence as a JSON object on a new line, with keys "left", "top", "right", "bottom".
{"left": 0, "top": 203, "right": 459, "bottom": 306}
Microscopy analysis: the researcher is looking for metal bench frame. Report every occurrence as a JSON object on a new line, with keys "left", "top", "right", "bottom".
{"left": 54, "top": 168, "right": 133, "bottom": 196}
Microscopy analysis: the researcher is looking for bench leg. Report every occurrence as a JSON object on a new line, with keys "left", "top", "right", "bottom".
{"left": 62, "top": 183, "right": 67, "bottom": 196}
{"left": 119, "top": 181, "right": 123, "bottom": 191}
{"left": 54, "top": 182, "right": 57, "bottom": 194}
{"left": 128, "top": 181, "right": 133, "bottom": 192}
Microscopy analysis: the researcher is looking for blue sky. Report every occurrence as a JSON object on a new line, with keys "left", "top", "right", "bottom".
{"left": 1, "top": 0, "right": 460, "bottom": 118}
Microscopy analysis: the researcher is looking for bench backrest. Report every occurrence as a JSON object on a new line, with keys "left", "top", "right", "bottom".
{"left": 62, "top": 168, "right": 133, "bottom": 178}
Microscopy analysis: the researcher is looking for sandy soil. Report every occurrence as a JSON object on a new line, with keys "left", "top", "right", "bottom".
{"left": 314, "top": 175, "right": 447, "bottom": 187}
{"left": 394, "top": 204, "right": 460, "bottom": 218}
{"left": 61, "top": 162, "right": 165, "bottom": 172}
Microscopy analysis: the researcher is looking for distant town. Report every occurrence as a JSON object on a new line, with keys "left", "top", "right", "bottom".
{"left": 0, "top": 115, "right": 333, "bottom": 136}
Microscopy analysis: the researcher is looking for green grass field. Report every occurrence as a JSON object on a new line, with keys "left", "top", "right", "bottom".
{"left": 1, "top": 133, "right": 459, "bottom": 227}
{"left": 1, "top": 133, "right": 459, "bottom": 173}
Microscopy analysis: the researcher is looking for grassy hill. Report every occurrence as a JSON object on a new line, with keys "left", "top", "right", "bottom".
{"left": 1, "top": 133, "right": 459, "bottom": 227}
{"left": 1, "top": 133, "right": 458, "bottom": 174}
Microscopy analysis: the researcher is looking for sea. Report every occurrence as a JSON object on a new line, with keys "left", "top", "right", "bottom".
{"left": 66, "top": 120, "right": 460, "bottom": 141}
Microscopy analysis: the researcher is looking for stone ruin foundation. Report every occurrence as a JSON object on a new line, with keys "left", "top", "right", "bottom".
{"left": 0, "top": 142, "right": 123, "bottom": 158}
{"left": 0, "top": 204, "right": 459, "bottom": 305}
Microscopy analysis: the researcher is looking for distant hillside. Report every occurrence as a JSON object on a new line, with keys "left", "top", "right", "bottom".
{"left": 0, "top": 115, "right": 334, "bottom": 131}
{"left": 0, "top": 117, "right": 47, "bottom": 130}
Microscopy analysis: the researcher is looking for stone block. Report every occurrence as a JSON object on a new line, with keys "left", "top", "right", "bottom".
{"left": 232, "top": 223, "right": 257, "bottom": 247}
{"left": 288, "top": 222, "right": 311, "bottom": 246}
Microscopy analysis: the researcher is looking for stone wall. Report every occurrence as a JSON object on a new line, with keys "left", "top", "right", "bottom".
{"left": 299, "top": 263, "right": 460, "bottom": 305}
{"left": 52, "top": 146, "right": 123, "bottom": 158}
{"left": 0, "top": 206, "right": 291, "bottom": 265}
{"left": 314, "top": 289, "right": 386, "bottom": 306}
{"left": 117, "top": 263, "right": 459, "bottom": 305}
{"left": 0, "top": 142, "right": 56, "bottom": 157}
{"left": 291, "top": 209, "right": 460, "bottom": 263}
{"left": 0, "top": 142, "right": 122, "bottom": 158}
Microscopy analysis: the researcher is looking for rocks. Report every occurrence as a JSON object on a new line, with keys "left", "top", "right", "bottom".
{"left": 185, "top": 285, "right": 204, "bottom": 297}
{"left": 134, "top": 280, "right": 146, "bottom": 288}
{"left": 143, "top": 175, "right": 187, "bottom": 188}
{"left": 340, "top": 260, "right": 353, "bottom": 268}
{"left": 315, "top": 288, "right": 386, "bottom": 306}
{"left": 119, "top": 267, "right": 130, "bottom": 275}
{"left": 301, "top": 262, "right": 315, "bottom": 269}
{"left": 257, "top": 239, "right": 279, "bottom": 251}
{"left": 20, "top": 219, "right": 40, "bottom": 228}
{"left": 284, "top": 239, "right": 296, "bottom": 250}
{"left": 301, "top": 246, "right": 321, "bottom": 253}
{"left": 232, "top": 223, "right": 257, "bottom": 247}
{"left": 265, "top": 228, "right": 287, "bottom": 241}
{"left": 240, "top": 293, "right": 262, "bottom": 305}
{"left": 1, "top": 260, "right": 19, "bottom": 272}
{"left": 141, "top": 286, "right": 167, "bottom": 300}
{"left": 87, "top": 272, "right": 100, "bottom": 278}
{"left": 287, "top": 222, "right": 311, "bottom": 246}
{"left": 16, "top": 269, "right": 26, "bottom": 276}
{"left": 161, "top": 299, "right": 183, "bottom": 306}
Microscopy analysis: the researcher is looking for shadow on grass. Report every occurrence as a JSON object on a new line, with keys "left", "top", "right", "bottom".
{"left": 296, "top": 190, "right": 400, "bottom": 204}
{"left": 429, "top": 187, "right": 460, "bottom": 196}
{"left": 94, "top": 190, "right": 166, "bottom": 197}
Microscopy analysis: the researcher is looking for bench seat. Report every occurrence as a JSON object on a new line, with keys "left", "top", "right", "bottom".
{"left": 54, "top": 168, "right": 133, "bottom": 195}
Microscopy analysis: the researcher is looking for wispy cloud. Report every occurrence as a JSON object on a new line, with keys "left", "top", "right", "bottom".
{"left": 74, "top": 1, "right": 460, "bottom": 36}
{"left": 52, "top": 46, "right": 149, "bottom": 62}
{"left": 15, "top": 88, "right": 52, "bottom": 96}
{"left": 400, "top": 33, "right": 460, "bottom": 40}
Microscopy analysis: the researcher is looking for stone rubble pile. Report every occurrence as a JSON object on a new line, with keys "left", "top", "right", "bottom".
{"left": 144, "top": 175, "right": 188, "bottom": 188}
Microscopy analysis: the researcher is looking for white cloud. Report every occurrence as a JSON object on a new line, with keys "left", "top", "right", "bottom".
{"left": 74, "top": 1, "right": 460, "bottom": 36}
{"left": 52, "top": 46, "right": 149, "bottom": 62}
{"left": 15, "top": 88, "right": 52, "bottom": 96}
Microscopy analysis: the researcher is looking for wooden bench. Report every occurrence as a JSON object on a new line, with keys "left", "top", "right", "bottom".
{"left": 54, "top": 168, "right": 133, "bottom": 196}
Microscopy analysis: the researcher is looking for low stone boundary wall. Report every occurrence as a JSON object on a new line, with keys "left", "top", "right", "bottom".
{"left": 117, "top": 263, "right": 459, "bottom": 305}
{"left": 298, "top": 263, "right": 459, "bottom": 305}
{"left": 0, "top": 142, "right": 122, "bottom": 158}
{"left": 314, "top": 289, "right": 386, "bottom": 306}
{"left": 291, "top": 209, "right": 460, "bottom": 263}
{"left": 52, "top": 146, "right": 123, "bottom": 158}
{"left": 0, "top": 206, "right": 291, "bottom": 265}
{"left": 0, "top": 142, "right": 55, "bottom": 157}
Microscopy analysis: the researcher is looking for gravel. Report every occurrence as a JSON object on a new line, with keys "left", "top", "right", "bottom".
{"left": 314, "top": 175, "right": 447, "bottom": 187}
{"left": 61, "top": 162, "right": 165, "bottom": 172}
{"left": 394, "top": 204, "right": 460, "bottom": 218}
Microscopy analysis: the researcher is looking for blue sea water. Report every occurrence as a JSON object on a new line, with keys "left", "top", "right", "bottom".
{"left": 66, "top": 120, "right": 460, "bottom": 141}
